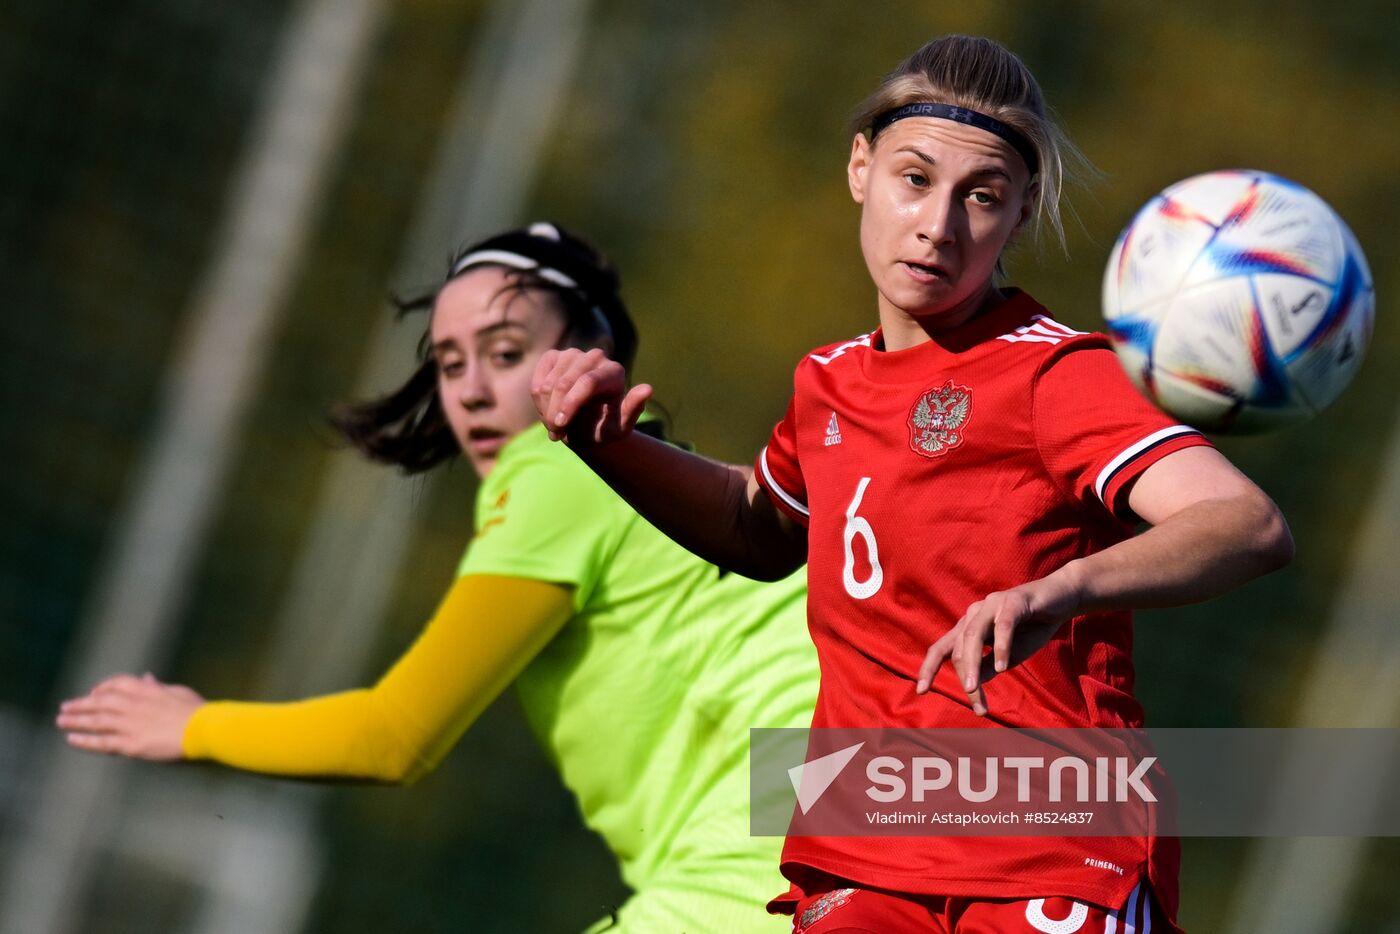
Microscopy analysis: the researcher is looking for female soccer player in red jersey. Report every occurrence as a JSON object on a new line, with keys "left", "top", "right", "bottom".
{"left": 532, "top": 35, "right": 1294, "bottom": 934}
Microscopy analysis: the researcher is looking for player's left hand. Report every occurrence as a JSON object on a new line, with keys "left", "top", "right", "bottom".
{"left": 531, "top": 348, "right": 653, "bottom": 446}
{"left": 56, "top": 673, "right": 204, "bottom": 761}
{"left": 914, "top": 567, "right": 1083, "bottom": 716}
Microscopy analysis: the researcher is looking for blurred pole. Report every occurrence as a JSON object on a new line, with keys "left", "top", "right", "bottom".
{"left": 1223, "top": 420, "right": 1400, "bottom": 933}
{"left": 3, "top": 0, "right": 602, "bottom": 928}
{"left": 0, "top": 1, "right": 387, "bottom": 932}
{"left": 187, "top": 1, "right": 598, "bottom": 932}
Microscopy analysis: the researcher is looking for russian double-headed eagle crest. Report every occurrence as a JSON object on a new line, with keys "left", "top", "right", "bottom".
{"left": 908, "top": 380, "right": 972, "bottom": 458}
{"left": 797, "top": 888, "right": 857, "bottom": 931}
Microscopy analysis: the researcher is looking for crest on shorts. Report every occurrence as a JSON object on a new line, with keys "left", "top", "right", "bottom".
{"left": 797, "top": 888, "right": 857, "bottom": 932}
{"left": 908, "top": 380, "right": 972, "bottom": 458}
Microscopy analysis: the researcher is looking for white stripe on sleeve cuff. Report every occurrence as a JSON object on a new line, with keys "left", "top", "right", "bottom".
{"left": 759, "top": 446, "right": 809, "bottom": 518}
{"left": 1094, "top": 426, "right": 1203, "bottom": 506}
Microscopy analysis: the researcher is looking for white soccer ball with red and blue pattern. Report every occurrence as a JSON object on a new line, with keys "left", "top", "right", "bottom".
{"left": 1102, "top": 169, "right": 1373, "bottom": 433}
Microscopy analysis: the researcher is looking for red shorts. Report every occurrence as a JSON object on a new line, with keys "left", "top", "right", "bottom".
{"left": 790, "top": 878, "right": 1181, "bottom": 934}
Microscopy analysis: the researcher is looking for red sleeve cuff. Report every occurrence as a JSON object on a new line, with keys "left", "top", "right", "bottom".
{"left": 1097, "top": 427, "right": 1214, "bottom": 522}
{"left": 755, "top": 446, "right": 810, "bottom": 528}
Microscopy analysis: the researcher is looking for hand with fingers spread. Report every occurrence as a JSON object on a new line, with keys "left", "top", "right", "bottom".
{"left": 56, "top": 673, "right": 204, "bottom": 761}
{"left": 915, "top": 566, "right": 1083, "bottom": 716}
{"left": 531, "top": 348, "right": 653, "bottom": 447}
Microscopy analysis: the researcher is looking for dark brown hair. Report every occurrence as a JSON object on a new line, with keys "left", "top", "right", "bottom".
{"left": 331, "top": 223, "right": 635, "bottom": 473}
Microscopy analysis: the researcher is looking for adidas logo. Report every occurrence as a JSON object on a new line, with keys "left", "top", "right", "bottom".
{"left": 824, "top": 412, "right": 843, "bottom": 447}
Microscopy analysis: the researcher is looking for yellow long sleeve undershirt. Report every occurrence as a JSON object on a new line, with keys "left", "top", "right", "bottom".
{"left": 181, "top": 574, "right": 574, "bottom": 783}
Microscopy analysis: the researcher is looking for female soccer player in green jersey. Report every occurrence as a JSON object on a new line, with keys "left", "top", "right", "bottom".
{"left": 57, "top": 222, "right": 817, "bottom": 933}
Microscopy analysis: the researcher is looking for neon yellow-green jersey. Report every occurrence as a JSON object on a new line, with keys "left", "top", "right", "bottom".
{"left": 459, "top": 423, "right": 816, "bottom": 932}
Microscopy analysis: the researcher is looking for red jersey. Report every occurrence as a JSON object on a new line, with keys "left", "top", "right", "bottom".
{"left": 754, "top": 291, "right": 1211, "bottom": 918}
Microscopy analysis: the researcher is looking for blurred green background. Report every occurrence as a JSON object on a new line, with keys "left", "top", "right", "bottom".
{"left": 3, "top": 1, "right": 1397, "bottom": 931}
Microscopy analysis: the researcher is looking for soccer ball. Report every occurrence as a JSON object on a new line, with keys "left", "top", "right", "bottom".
{"left": 1102, "top": 169, "right": 1374, "bottom": 433}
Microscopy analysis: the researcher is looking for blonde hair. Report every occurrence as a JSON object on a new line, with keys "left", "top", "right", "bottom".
{"left": 850, "top": 35, "right": 1089, "bottom": 253}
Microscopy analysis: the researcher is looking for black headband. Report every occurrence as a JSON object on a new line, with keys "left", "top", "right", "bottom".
{"left": 871, "top": 102, "right": 1039, "bottom": 177}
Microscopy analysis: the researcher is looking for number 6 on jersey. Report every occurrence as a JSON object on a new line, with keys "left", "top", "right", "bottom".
{"left": 842, "top": 477, "right": 883, "bottom": 600}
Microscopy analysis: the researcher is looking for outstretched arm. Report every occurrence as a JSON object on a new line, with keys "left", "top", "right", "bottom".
{"left": 532, "top": 348, "right": 807, "bottom": 580}
{"left": 57, "top": 575, "right": 573, "bottom": 783}
{"left": 917, "top": 446, "right": 1294, "bottom": 714}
